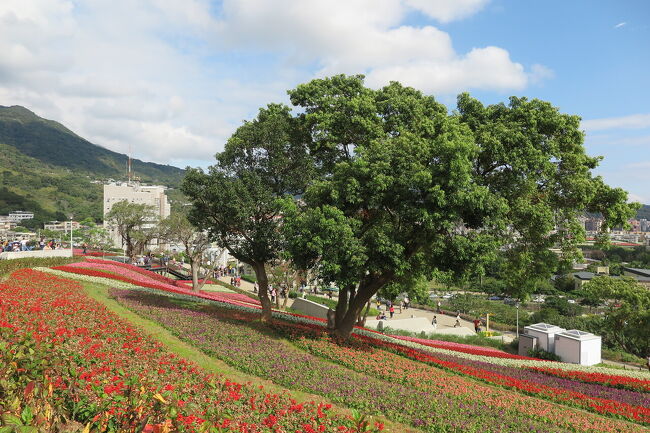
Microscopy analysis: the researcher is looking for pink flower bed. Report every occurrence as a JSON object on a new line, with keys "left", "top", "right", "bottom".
{"left": 392, "top": 335, "right": 536, "bottom": 360}
{"left": 86, "top": 259, "right": 176, "bottom": 284}
{"left": 53, "top": 262, "right": 261, "bottom": 308}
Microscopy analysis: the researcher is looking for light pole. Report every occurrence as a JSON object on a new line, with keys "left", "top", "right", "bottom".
{"left": 69, "top": 215, "right": 74, "bottom": 255}
{"left": 516, "top": 303, "right": 520, "bottom": 338}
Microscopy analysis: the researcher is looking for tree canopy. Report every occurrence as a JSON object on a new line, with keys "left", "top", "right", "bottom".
{"left": 182, "top": 104, "right": 312, "bottom": 320}
{"left": 184, "top": 74, "right": 637, "bottom": 338}
{"left": 583, "top": 276, "right": 650, "bottom": 358}
{"left": 283, "top": 75, "right": 637, "bottom": 337}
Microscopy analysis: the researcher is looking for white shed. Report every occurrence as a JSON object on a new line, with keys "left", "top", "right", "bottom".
{"left": 554, "top": 330, "right": 602, "bottom": 366}
{"left": 522, "top": 323, "right": 565, "bottom": 353}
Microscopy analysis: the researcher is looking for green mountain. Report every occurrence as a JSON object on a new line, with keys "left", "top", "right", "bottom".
{"left": 0, "top": 105, "right": 185, "bottom": 229}
{"left": 636, "top": 204, "right": 650, "bottom": 220}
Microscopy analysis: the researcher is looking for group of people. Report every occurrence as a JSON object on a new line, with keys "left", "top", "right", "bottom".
{"left": 1, "top": 238, "right": 63, "bottom": 252}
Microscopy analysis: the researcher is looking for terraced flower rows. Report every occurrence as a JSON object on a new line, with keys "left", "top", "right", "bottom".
{"left": 0, "top": 269, "right": 379, "bottom": 433}
{"left": 110, "top": 287, "right": 649, "bottom": 433}
{"left": 52, "top": 260, "right": 259, "bottom": 308}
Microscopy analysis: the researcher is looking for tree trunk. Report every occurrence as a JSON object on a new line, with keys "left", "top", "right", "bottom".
{"left": 190, "top": 260, "right": 200, "bottom": 291}
{"left": 335, "top": 274, "right": 393, "bottom": 338}
{"left": 334, "top": 284, "right": 352, "bottom": 327}
{"left": 253, "top": 262, "right": 272, "bottom": 322}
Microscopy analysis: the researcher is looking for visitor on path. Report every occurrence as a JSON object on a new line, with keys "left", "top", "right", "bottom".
{"left": 376, "top": 298, "right": 381, "bottom": 310}
{"left": 253, "top": 282, "right": 258, "bottom": 293}
{"left": 82, "top": 242, "right": 88, "bottom": 254}
{"left": 399, "top": 300, "right": 403, "bottom": 313}
{"left": 454, "top": 311, "right": 461, "bottom": 328}
{"left": 432, "top": 315, "right": 437, "bottom": 329}
{"left": 389, "top": 305, "right": 395, "bottom": 318}
{"left": 404, "top": 296, "right": 410, "bottom": 309}
{"left": 473, "top": 318, "right": 482, "bottom": 333}
{"left": 376, "top": 311, "right": 387, "bottom": 320}
{"left": 437, "top": 301, "right": 442, "bottom": 313}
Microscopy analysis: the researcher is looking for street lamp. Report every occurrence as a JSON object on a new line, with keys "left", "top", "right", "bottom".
{"left": 516, "top": 303, "right": 520, "bottom": 338}
{"left": 69, "top": 215, "right": 74, "bottom": 255}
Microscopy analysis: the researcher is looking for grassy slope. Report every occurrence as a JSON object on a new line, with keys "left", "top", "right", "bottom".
{"left": 80, "top": 279, "right": 419, "bottom": 433}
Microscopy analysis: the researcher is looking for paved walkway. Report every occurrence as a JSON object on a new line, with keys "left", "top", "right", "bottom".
{"left": 217, "top": 277, "right": 480, "bottom": 335}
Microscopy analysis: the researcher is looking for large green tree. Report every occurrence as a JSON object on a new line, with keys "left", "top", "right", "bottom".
{"left": 583, "top": 276, "right": 650, "bottom": 358}
{"left": 182, "top": 104, "right": 312, "bottom": 321}
{"left": 283, "top": 75, "right": 637, "bottom": 338}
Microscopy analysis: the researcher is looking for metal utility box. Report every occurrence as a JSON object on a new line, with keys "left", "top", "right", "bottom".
{"left": 523, "top": 323, "right": 565, "bottom": 354}
{"left": 518, "top": 334, "right": 538, "bottom": 357}
{"left": 554, "top": 330, "right": 602, "bottom": 366}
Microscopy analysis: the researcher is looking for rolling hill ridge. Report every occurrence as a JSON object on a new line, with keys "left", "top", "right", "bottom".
{"left": 0, "top": 105, "right": 185, "bottom": 228}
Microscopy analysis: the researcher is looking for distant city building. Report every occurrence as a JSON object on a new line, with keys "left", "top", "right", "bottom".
{"left": 43, "top": 220, "right": 81, "bottom": 234}
{"left": 584, "top": 217, "right": 603, "bottom": 233}
{"left": 6, "top": 211, "right": 34, "bottom": 222}
{"left": 103, "top": 182, "right": 170, "bottom": 249}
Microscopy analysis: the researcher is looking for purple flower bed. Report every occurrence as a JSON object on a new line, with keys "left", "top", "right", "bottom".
{"left": 421, "top": 349, "right": 650, "bottom": 408}
{"left": 110, "top": 288, "right": 575, "bottom": 433}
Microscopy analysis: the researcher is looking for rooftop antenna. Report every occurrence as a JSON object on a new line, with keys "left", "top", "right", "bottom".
{"left": 127, "top": 143, "right": 133, "bottom": 183}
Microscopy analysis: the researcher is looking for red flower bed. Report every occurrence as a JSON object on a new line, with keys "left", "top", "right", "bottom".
{"left": 0, "top": 269, "right": 382, "bottom": 433}
{"left": 85, "top": 259, "right": 177, "bottom": 284}
{"left": 392, "top": 335, "right": 536, "bottom": 360}
{"left": 52, "top": 264, "right": 261, "bottom": 308}
{"left": 356, "top": 334, "right": 650, "bottom": 424}
{"left": 528, "top": 367, "right": 650, "bottom": 393}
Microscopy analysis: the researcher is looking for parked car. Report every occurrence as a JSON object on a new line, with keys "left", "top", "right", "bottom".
{"left": 487, "top": 295, "right": 502, "bottom": 301}
{"left": 503, "top": 298, "right": 517, "bottom": 306}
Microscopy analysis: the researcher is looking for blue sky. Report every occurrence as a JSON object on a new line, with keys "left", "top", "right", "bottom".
{"left": 1, "top": 0, "right": 649, "bottom": 202}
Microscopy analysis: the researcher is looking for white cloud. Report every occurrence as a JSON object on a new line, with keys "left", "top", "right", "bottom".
{"left": 582, "top": 113, "right": 650, "bottom": 131}
{"left": 0, "top": 0, "right": 546, "bottom": 166}
{"left": 614, "top": 22, "right": 627, "bottom": 29}
{"left": 404, "top": 0, "right": 490, "bottom": 23}
{"left": 218, "top": 0, "right": 547, "bottom": 94}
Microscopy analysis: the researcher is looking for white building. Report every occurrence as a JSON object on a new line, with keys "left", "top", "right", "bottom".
{"left": 44, "top": 220, "right": 81, "bottom": 234}
{"left": 7, "top": 211, "right": 34, "bottom": 222}
{"left": 103, "top": 182, "right": 170, "bottom": 249}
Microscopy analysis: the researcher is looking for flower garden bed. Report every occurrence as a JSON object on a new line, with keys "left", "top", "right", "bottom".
{"left": 0, "top": 269, "right": 383, "bottom": 433}
{"left": 109, "top": 287, "right": 649, "bottom": 432}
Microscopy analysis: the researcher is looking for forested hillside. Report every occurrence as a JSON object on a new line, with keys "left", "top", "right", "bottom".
{"left": 0, "top": 105, "right": 186, "bottom": 228}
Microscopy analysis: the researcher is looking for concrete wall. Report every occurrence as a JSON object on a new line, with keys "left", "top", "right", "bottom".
{"left": 0, "top": 249, "right": 73, "bottom": 260}
{"left": 291, "top": 297, "right": 330, "bottom": 319}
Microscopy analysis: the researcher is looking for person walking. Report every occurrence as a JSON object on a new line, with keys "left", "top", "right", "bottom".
{"left": 454, "top": 311, "right": 461, "bottom": 328}
{"left": 432, "top": 315, "right": 437, "bottom": 329}
{"left": 473, "top": 318, "right": 482, "bottom": 333}
{"left": 404, "top": 296, "right": 410, "bottom": 310}
{"left": 389, "top": 305, "right": 395, "bottom": 319}
{"left": 437, "top": 300, "right": 442, "bottom": 314}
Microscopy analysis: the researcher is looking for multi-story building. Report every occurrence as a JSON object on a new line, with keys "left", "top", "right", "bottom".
{"left": 584, "top": 217, "right": 603, "bottom": 233}
{"left": 7, "top": 211, "right": 35, "bottom": 222}
{"left": 43, "top": 220, "right": 81, "bottom": 234}
{"left": 103, "top": 182, "right": 170, "bottom": 249}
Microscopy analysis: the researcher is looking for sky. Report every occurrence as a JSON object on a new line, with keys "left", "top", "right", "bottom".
{"left": 1, "top": 0, "right": 649, "bottom": 202}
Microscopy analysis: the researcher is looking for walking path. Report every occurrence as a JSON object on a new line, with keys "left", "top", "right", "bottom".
{"left": 218, "top": 276, "right": 479, "bottom": 336}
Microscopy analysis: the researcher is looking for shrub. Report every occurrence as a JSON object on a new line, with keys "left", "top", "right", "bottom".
{"left": 0, "top": 256, "right": 82, "bottom": 277}
{"left": 528, "top": 348, "right": 562, "bottom": 361}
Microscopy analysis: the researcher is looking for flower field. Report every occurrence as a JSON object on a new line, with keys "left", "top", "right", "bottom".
{"left": 109, "top": 287, "right": 650, "bottom": 432}
{"left": 51, "top": 260, "right": 260, "bottom": 308}
{"left": 0, "top": 269, "right": 383, "bottom": 433}
{"left": 5, "top": 262, "right": 650, "bottom": 433}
